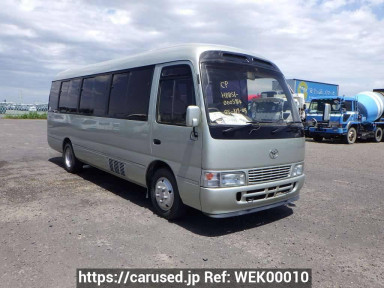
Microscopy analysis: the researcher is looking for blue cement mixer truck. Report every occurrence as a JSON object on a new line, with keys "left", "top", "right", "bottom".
{"left": 305, "top": 91, "right": 384, "bottom": 144}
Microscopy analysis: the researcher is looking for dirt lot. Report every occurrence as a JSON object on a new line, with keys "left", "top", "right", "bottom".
{"left": 0, "top": 120, "right": 383, "bottom": 287}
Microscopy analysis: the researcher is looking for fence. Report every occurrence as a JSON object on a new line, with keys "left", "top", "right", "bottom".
{"left": 0, "top": 104, "right": 48, "bottom": 116}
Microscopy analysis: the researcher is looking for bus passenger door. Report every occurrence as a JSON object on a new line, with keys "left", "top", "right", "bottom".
{"left": 150, "top": 63, "right": 202, "bottom": 210}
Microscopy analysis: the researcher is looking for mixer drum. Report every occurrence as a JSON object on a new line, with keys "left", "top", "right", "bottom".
{"left": 356, "top": 91, "right": 384, "bottom": 122}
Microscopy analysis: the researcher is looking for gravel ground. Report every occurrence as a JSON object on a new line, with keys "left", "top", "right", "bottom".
{"left": 0, "top": 120, "right": 383, "bottom": 287}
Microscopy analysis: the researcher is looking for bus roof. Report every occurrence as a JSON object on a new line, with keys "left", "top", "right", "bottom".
{"left": 54, "top": 43, "right": 268, "bottom": 81}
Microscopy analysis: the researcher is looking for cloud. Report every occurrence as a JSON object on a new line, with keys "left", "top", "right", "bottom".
{"left": 322, "top": 0, "right": 348, "bottom": 11}
{"left": 107, "top": 9, "right": 131, "bottom": 25}
{"left": 0, "top": 0, "right": 383, "bottom": 103}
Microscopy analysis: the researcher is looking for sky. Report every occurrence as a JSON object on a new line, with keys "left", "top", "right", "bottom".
{"left": 0, "top": 0, "right": 383, "bottom": 104}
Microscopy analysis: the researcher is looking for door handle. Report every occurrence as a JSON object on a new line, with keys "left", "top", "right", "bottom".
{"left": 153, "top": 139, "right": 161, "bottom": 145}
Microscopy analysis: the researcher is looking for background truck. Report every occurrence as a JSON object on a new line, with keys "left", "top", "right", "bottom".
{"left": 305, "top": 91, "right": 384, "bottom": 144}
{"left": 286, "top": 82, "right": 306, "bottom": 121}
{"left": 292, "top": 93, "right": 306, "bottom": 121}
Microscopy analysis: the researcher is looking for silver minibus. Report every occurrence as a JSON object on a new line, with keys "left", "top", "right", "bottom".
{"left": 48, "top": 44, "right": 305, "bottom": 219}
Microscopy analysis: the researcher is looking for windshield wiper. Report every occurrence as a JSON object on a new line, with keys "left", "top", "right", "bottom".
{"left": 271, "top": 121, "right": 302, "bottom": 135}
{"left": 222, "top": 121, "right": 261, "bottom": 135}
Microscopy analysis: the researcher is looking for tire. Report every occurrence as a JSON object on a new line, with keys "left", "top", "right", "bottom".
{"left": 374, "top": 127, "right": 383, "bottom": 142}
{"left": 63, "top": 142, "right": 83, "bottom": 173}
{"left": 150, "top": 168, "right": 186, "bottom": 220}
{"left": 344, "top": 127, "right": 357, "bottom": 144}
{"left": 313, "top": 135, "right": 323, "bottom": 142}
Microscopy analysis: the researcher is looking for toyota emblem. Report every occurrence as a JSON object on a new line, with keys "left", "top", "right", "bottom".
{"left": 269, "top": 149, "right": 279, "bottom": 159}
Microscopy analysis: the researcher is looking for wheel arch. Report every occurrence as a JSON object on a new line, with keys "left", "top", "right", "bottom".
{"left": 346, "top": 121, "right": 359, "bottom": 131}
{"left": 62, "top": 137, "right": 72, "bottom": 152}
{"left": 145, "top": 160, "right": 175, "bottom": 189}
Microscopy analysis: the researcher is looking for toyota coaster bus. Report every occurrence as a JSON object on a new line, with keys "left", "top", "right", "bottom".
{"left": 48, "top": 44, "right": 305, "bottom": 219}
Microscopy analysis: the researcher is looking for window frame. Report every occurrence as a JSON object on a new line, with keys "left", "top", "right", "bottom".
{"left": 58, "top": 78, "right": 82, "bottom": 114}
{"left": 78, "top": 74, "right": 112, "bottom": 117}
{"left": 107, "top": 65, "right": 155, "bottom": 121}
{"left": 48, "top": 81, "right": 62, "bottom": 112}
{"left": 156, "top": 64, "right": 197, "bottom": 127}
{"left": 52, "top": 65, "right": 154, "bottom": 120}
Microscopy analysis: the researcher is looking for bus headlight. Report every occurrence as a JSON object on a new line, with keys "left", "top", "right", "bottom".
{"left": 203, "top": 172, "right": 246, "bottom": 187}
{"left": 292, "top": 164, "right": 304, "bottom": 177}
{"left": 221, "top": 172, "right": 246, "bottom": 187}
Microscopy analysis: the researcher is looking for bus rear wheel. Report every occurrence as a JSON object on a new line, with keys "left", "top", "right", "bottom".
{"left": 63, "top": 142, "right": 83, "bottom": 173}
{"left": 374, "top": 127, "right": 383, "bottom": 142}
{"left": 150, "top": 168, "right": 186, "bottom": 220}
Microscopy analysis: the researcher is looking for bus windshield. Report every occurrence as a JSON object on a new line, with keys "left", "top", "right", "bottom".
{"left": 201, "top": 63, "right": 300, "bottom": 126}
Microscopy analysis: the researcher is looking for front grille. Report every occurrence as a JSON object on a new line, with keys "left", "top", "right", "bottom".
{"left": 237, "top": 182, "right": 296, "bottom": 203}
{"left": 248, "top": 165, "right": 291, "bottom": 184}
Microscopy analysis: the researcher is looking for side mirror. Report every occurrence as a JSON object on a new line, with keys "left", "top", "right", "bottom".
{"left": 323, "top": 103, "right": 331, "bottom": 121}
{"left": 303, "top": 104, "right": 307, "bottom": 110}
{"left": 186, "top": 105, "right": 201, "bottom": 127}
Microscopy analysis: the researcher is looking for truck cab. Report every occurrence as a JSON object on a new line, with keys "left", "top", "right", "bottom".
{"left": 305, "top": 96, "right": 384, "bottom": 144}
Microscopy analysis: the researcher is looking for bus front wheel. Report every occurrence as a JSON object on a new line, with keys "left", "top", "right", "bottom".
{"left": 150, "top": 168, "right": 186, "bottom": 220}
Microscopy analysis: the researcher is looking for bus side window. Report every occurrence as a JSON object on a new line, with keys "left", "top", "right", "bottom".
{"left": 48, "top": 81, "right": 61, "bottom": 112}
{"left": 59, "top": 79, "right": 81, "bottom": 113}
{"left": 108, "top": 66, "right": 154, "bottom": 120}
{"left": 79, "top": 74, "right": 111, "bottom": 116}
{"left": 157, "top": 65, "right": 195, "bottom": 126}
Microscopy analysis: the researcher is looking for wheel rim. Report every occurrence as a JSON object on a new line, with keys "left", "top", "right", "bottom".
{"left": 376, "top": 129, "right": 382, "bottom": 141}
{"left": 155, "top": 177, "right": 174, "bottom": 211}
{"left": 64, "top": 147, "right": 73, "bottom": 168}
{"left": 348, "top": 129, "right": 356, "bottom": 143}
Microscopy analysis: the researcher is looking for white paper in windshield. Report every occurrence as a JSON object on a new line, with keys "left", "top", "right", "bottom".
{"left": 209, "top": 112, "right": 249, "bottom": 125}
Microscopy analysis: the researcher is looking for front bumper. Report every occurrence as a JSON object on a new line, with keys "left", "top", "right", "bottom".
{"left": 200, "top": 174, "right": 305, "bottom": 218}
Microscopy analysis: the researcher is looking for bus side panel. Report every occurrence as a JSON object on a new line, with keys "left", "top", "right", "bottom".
{"left": 48, "top": 111, "right": 151, "bottom": 187}
{"left": 100, "top": 117, "right": 150, "bottom": 187}
{"left": 71, "top": 115, "right": 150, "bottom": 187}
{"left": 47, "top": 112, "right": 71, "bottom": 153}
{"left": 176, "top": 176, "right": 201, "bottom": 210}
